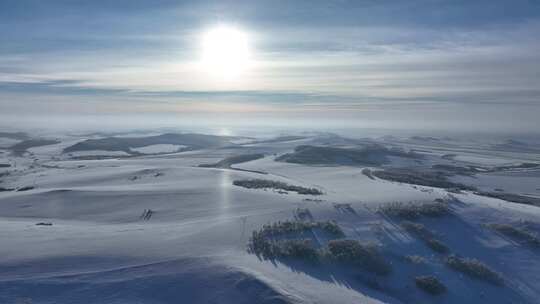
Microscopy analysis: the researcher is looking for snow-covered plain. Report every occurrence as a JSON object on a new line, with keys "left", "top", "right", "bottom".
{"left": 1, "top": 132, "right": 540, "bottom": 303}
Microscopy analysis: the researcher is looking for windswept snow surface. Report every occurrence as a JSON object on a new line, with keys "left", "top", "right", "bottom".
{"left": 1, "top": 132, "right": 540, "bottom": 303}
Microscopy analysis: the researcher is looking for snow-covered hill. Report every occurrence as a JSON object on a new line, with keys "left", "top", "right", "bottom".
{"left": 1, "top": 132, "right": 540, "bottom": 303}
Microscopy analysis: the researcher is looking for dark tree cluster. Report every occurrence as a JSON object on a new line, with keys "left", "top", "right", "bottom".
{"left": 233, "top": 179, "right": 323, "bottom": 195}
{"left": 401, "top": 221, "right": 449, "bottom": 254}
{"left": 445, "top": 255, "right": 503, "bottom": 285}
{"left": 415, "top": 276, "right": 447, "bottom": 295}
{"left": 378, "top": 201, "right": 450, "bottom": 219}
{"left": 325, "top": 239, "right": 392, "bottom": 275}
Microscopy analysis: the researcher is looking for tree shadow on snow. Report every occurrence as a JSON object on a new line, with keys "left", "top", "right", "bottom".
{"left": 252, "top": 198, "right": 539, "bottom": 304}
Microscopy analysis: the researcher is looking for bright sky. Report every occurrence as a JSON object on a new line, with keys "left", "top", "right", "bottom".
{"left": 1, "top": 0, "right": 539, "bottom": 133}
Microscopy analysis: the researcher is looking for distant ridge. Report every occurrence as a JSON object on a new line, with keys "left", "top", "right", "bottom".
{"left": 63, "top": 133, "right": 233, "bottom": 154}
{"left": 276, "top": 144, "right": 421, "bottom": 166}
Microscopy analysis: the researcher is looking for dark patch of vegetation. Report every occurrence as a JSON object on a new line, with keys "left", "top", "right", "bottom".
{"left": 429, "top": 163, "right": 540, "bottom": 176}
{"left": 10, "top": 139, "right": 60, "bottom": 156}
{"left": 444, "top": 255, "right": 503, "bottom": 285}
{"left": 486, "top": 223, "right": 540, "bottom": 246}
{"left": 475, "top": 191, "right": 540, "bottom": 207}
{"left": 69, "top": 155, "right": 126, "bottom": 160}
{"left": 140, "top": 209, "right": 154, "bottom": 221}
{"left": 276, "top": 239, "right": 319, "bottom": 261}
{"left": 361, "top": 168, "right": 375, "bottom": 180}
{"left": 199, "top": 153, "right": 265, "bottom": 168}
{"left": 248, "top": 235, "right": 319, "bottom": 262}
{"left": 372, "top": 168, "right": 476, "bottom": 191}
{"left": 35, "top": 222, "right": 53, "bottom": 226}
{"left": 276, "top": 144, "right": 421, "bottom": 166}
{"left": 425, "top": 239, "right": 450, "bottom": 254}
{"left": 401, "top": 221, "right": 434, "bottom": 238}
{"left": 325, "top": 239, "right": 391, "bottom": 275}
{"left": 233, "top": 179, "right": 323, "bottom": 195}
{"left": 256, "top": 220, "right": 344, "bottom": 238}
{"left": 415, "top": 275, "right": 446, "bottom": 295}
{"left": 333, "top": 203, "right": 357, "bottom": 215}
{"left": 249, "top": 230, "right": 276, "bottom": 259}
{"left": 432, "top": 162, "right": 539, "bottom": 176}
{"left": 64, "top": 133, "right": 230, "bottom": 154}
{"left": 303, "top": 198, "right": 323, "bottom": 203}
{"left": 401, "top": 221, "right": 450, "bottom": 254}
{"left": 0, "top": 132, "right": 29, "bottom": 140}
{"left": 319, "top": 221, "right": 346, "bottom": 237}
{"left": 16, "top": 186, "right": 34, "bottom": 192}
{"left": 249, "top": 220, "right": 346, "bottom": 262}
{"left": 431, "top": 164, "right": 478, "bottom": 175}
{"left": 378, "top": 201, "right": 450, "bottom": 219}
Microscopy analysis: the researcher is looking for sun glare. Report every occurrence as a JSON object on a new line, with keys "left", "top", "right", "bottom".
{"left": 200, "top": 26, "right": 252, "bottom": 78}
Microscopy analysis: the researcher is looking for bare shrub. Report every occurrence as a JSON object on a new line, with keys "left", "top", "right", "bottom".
{"left": 249, "top": 219, "right": 346, "bottom": 260}
{"left": 415, "top": 275, "right": 447, "bottom": 295}
{"left": 277, "top": 239, "right": 319, "bottom": 261}
{"left": 379, "top": 201, "right": 450, "bottom": 219}
{"left": 326, "top": 239, "right": 391, "bottom": 275}
{"left": 401, "top": 221, "right": 450, "bottom": 254}
{"left": 257, "top": 220, "right": 344, "bottom": 238}
{"left": 249, "top": 230, "right": 277, "bottom": 259}
{"left": 371, "top": 168, "right": 476, "bottom": 191}
{"left": 401, "top": 221, "right": 433, "bottom": 238}
{"left": 319, "top": 221, "right": 345, "bottom": 237}
{"left": 425, "top": 239, "right": 449, "bottom": 254}
{"left": 444, "top": 255, "right": 503, "bottom": 285}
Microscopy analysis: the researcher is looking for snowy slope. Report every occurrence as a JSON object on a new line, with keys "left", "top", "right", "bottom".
{"left": 1, "top": 133, "right": 540, "bottom": 303}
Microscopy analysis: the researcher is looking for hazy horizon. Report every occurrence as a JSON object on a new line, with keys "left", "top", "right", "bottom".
{"left": 1, "top": 0, "right": 539, "bottom": 133}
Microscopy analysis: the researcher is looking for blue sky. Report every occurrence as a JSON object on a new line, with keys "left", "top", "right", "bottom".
{"left": 1, "top": 0, "right": 539, "bottom": 132}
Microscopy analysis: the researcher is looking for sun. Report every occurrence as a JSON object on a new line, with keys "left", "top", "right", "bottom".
{"left": 200, "top": 26, "right": 251, "bottom": 78}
